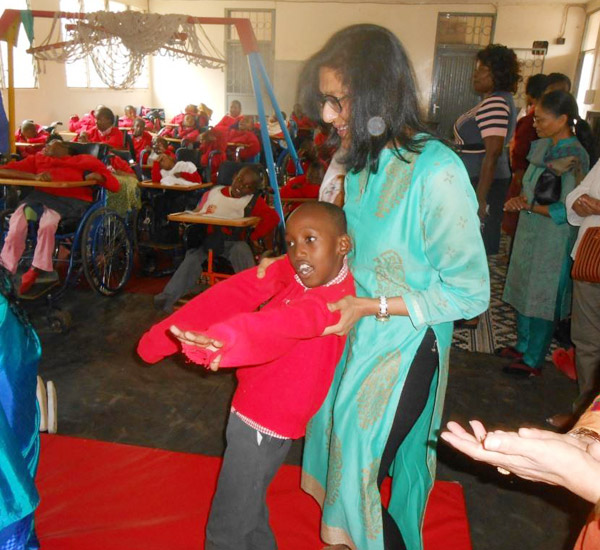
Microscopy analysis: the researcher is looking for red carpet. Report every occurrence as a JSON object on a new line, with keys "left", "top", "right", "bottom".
{"left": 35, "top": 434, "right": 472, "bottom": 549}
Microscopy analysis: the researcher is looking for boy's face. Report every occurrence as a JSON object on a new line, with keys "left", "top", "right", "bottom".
{"left": 159, "top": 155, "right": 176, "bottom": 171}
{"left": 44, "top": 140, "right": 69, "bottom": 158}
{"left": 230, "top": 101, "right": 241, "bottom": 118}
{"left": 230, "top": 169, "right": 258, "bottom": 198}
{"left": 285, "top": 207, "right": 350, "bottom": 288}
{"left": 133, "top": 119, "right": 145, "bottom": 136}
{"left": 96, "top": 114, "right": 112, "bottom": 131}
{"left": 153, "top": 137, "right": 167, "bottom": 152}
{"left": 125, "top": 106, "right": 136, "bottom": 119}
{"left": 22, "top": 125, "right": 37, "bottom": 139}
{"left": 238, "top": 116, "right": 253, "bottom": 131}
{"left": 183, "top": 114, "right": 196, "bottom": 128}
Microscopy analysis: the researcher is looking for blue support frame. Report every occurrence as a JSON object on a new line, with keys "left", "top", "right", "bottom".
{"left": 247, "top": 51, "right": 302, "bottom": 239}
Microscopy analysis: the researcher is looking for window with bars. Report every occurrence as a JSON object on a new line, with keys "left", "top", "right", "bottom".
{"left": 60, "top": 0, "right": 149, "bottom": 89}
{"left": 436, "top": 13, "right": 494, "bottom": 48}
{"left": 0, "top": 0, "right": 38, "bottom": 89}
{"left": 225, "top": 9, "right": 274, "bottom": 96}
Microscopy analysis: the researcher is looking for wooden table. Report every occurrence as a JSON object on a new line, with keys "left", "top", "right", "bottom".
{"left": 164, "top": 137, "right": 182, "bottom": 144}
{"left": 0, "top": 178, "right": 93, "bottom": 188}
{"left": 15, "top": 142, "right": 41, "bottom": 147}
{"left": 58, "top": 131, "right": 78, "bottom": 141}
{"left": 279, "top": 197, "right": 316, "bottom": 204}
{"left": 138, "top": 181, "right": 211, "bottom": 192}
{"left": 167, "top": 213, "right": 259, "bottom": 227}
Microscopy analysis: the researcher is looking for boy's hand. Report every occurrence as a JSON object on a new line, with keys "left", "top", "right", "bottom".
{"left": 169, "top": 326, "right": 224, "bottom": 371}
{"left": 35, "top": 172, "right": 52, "bottom": 182}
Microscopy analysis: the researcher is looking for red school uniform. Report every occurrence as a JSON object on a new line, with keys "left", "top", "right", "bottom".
{"left": 226, "top": 128, "right": 260, "bottom": 160}
{"left": 69, "top": 111, "right": 96, "bottom": 133}
{"left": 214, "top": 114, "right": 242, "bottom": 131}
{"left": 2, "top": 152, "right": 119, "bottom": 202}
{"left": 15, "top": 125, "right": 49, "bottom": 158}
{"left": 131, "top": 131, "right": 153, "bottom": 159}
{"left": 137, "top": 257, "right": 354, "bottom": 439}
{"left": 75, "top": 126, "right": 124, "bottom": 149}
{"left": 280, "top": 174, "right": 320, "bottom": 199}
{"left": 177, "top": 126, "right": 200, "bottom": 142}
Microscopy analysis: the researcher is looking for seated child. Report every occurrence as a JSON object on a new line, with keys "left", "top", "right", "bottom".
{"left": 118, "top": 105, "right": 137, "bottom": 129}
{"left": 285, "top": 139, "right": 325, "bottom": 176}
{"left": 176, "top": 114, "right": 201, "bottom": 145}
{"left": 15, "top": 120, "right": 49, "bottom": 158}
{"left": 151, "top": 153, "right": 201, "bottom": 186}
{"left": 267, "top": 111, "right": 287, "bottom": 138}
{"left": 198, "top": 129, "right": 227, "bottom": 183}
{"left": 226, "top": 116, "right": 260, "bottom": 161}
{"left": 75, "top": 107, "right": 124, "bottom": 150}
{"left": 214, "top": 100, "right": 242, "bottom": 131}
{"left": 131, "top": 118, "right": 153, "bottom": 161}
{"left": 280, "top": 161, "right": 324, "bottom": 212}
{"left": 68, "top": 105, "right": 103, "bottom": 133}
{"left": 162, "top": 104, "right": 199, "bottom": 137}
{"left": 0, "top": 139, "right": 119, "bottom": 293}
{"left": 137, "top": 202, "right": 354, "bottom": 549}
{"left": 153, "top": 165, "right": 278, "bottom": 312}
{"left": 145, "top": 136, "right": 175, "bottom": 163}
{"left": 290, "top": 103, "right": 315, "bottom": 129}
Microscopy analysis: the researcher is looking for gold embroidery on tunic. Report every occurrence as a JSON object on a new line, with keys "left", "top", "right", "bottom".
{"left": 375, "top": 154, "right": 416, "bottom": 218}
{"left": 361, "top": 458, "right": 383, "bottom": 540}
{"left": 374, "top": 250, "right": 410, "bottom": 296}
{"left": 357, "top": 349, "right": 402, "bottom": 429}
{"left": 325, "top": 433, "right": 343, "bottom": 505}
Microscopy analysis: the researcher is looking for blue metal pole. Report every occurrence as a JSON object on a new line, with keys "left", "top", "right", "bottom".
{"left": 254, "top": 54, "right": 303, "bottom": 175}
{"left": 247, "top": 52, "right": 286, "bottom": 237}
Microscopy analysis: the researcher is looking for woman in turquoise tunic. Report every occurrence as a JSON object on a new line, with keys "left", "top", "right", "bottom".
{"left": 296, "top": 25, "right": 490, "bottom": 550}
{"left": 0, "top": 266, "right": 41, "bottom": 549}
{"left": 501, "top": 90, "right": 595, "bottom": 377}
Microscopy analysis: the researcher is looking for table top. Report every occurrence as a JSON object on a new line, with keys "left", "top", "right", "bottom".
{"left": 15, "top": 142, "right": 41, "bottom": 147}
{"left": 227, "top": 142, "right": 248, "bottom": 148}
{"left": 138, "top": 180, "right": 211, "bottom": 192}
{"left": 279, "top": 197, "right": 317, "bottom": 203}
{"left": 0, "top": 178, "right": 93, "bottom": 188}
{"left": 164, "top": 137, "right": 182, "bottom": 143}
{"left": 167, "top": 212, "right": 260, "bottom": 227}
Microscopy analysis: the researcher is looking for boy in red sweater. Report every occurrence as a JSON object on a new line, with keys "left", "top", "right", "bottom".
{"left": 0, "top": 139, "right": 119, "bottom": 293}
{"left": 131, "top": 118, "right": 153, "bottom": 161}
{"left": 118, "top": 105, "right": 137, "bottom": 129}
{"left": 152, "top": 165, "right": 278, "bottom": 312}
{"left": 227, "top": 116, "right": 260, "bottom": 161}
{"left": 214, "top": 100, "right": 242, "bottom": 131}
{"left": 75, "top": 107, "right": 124, "bottom": 149}
{"left": 137, "top": 202, "right": 354, "bottom": 550}
{"left": 15, "top": 120, "right": 49, "bottom": 159}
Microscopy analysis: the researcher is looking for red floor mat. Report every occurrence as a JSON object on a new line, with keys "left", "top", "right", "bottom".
{"left": 35, "top": 434, "right": 471, "bottom": 549}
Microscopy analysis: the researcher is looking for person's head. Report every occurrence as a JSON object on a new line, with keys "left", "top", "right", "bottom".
{"left": 238, "top": 115, "right": 254, "bottom": 132}
{"left": 293, "top": 103, "right": 304, "bottom": 117}
{"left": 124, "top": 105, "right": 136, "bottom": 119}
{"left": 152, "top": 136, "right": 168, "bottom": 153}
{"left": 299, "top": 24, "right": 430, "bottom": 174}
{"left": 133, "top": 118, "right": 146, "bottom": 136}
{"left": 535, "top": 90, "right": 597, "bottom": 164}
{"left": 43, "top": 138, "right": 70, "bottom": 158}
{"left": 95, "top": 107, "right": 115, "bottom": 131}
{"left": 158, "top": 154, "right": 176, "bottom": 171}
{"left": 183, "top": 114, "right": 197, "bottom": 128}
{"left": 230, "top": 165, "right": 263, "bottom": 198}
{"left": 285, "top": 201, "right": 351, "bottom": 288}
{"left": 306, "top": 162, "right": 325, "bottom": 185}
{"left": 184, "top": 104, "right": 199, "bottom": 115}
{"left": 298, "top": 139, "right": 318, "bottom": 160}
{"left": 20, "top": 120, "right": 37, "bottom": 139}
{"left": 545, "top": 73, "right": 571, "bottom": 94}
{"left": 229, "top": 100, "right": 242, "bottom": 118}
{"left": 474, "top": 44, "right": 520, "bottom": 95}
{"left": 525, "top": 73, "right": 549, "bottom": 106}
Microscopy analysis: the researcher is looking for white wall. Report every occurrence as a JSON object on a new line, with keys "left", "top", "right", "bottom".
{"left": 1, "top": 0, "right": 588, "bottom": 129}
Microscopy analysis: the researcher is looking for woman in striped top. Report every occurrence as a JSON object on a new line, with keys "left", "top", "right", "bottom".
{"left": 454, "top": 44, "right": 520, "bottom": 256}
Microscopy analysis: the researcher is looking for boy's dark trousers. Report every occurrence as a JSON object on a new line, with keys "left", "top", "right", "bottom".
{"left": 205, "top": 413, "right": 292, "bottom": 550}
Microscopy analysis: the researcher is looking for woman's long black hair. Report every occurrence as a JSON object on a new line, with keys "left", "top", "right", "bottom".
{"left": 298, "top": 24, "right": 433, "bottom": 174}
{"left": 540, "top": 90, "right": 598, "bottom": 166}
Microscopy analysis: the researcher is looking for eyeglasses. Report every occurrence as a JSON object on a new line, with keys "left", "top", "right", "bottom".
{"left": 318, "top": 94, "right": 349, "bottom": 115}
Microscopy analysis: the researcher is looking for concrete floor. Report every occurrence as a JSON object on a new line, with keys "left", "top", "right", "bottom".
{"left": 34, "top": 288, "right": 591, "bottom": 550}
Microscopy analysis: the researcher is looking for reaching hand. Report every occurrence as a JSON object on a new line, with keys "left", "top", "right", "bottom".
{"left": 322, "top": 295, "right": 366, "bottom": 336}
{"left": 85, "top": 172, "right": 105, "bottom": 182}
{"left": 572, "top": 193, "right": 600, "bottom": 217}
{"left": 503, "top": 195, "right": 529, "bottom": 212}
{"left": 441, "top": 420, "right": 600, "bottom": 503}
{"left": 256, "top": 255, "right": 284, "bottom": 279}
{"left": 169, "top": 326, "right": 224, "bottom": 371}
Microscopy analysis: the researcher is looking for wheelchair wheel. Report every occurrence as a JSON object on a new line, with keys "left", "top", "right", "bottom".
{"left": 81, "top": 208, "right": 133, "bottom": 296}
{"left": 47, "top": 309, "right": 72, "bottom": 333}
{"left": 135, "top": 201, "right": 155, "bottom": 246}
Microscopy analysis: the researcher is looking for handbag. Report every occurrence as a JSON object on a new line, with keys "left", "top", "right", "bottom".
{"left": 572, "top": 227, "right": 600, "bottom": 283}
{"left": 533, "top": 168, "right": 562, "bottom": 205}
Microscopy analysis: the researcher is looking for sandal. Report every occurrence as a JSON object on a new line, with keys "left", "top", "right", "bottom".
{"left": 494, "top": 346, "right": 523, "bottom": 360}
{"left": 502, "top": 360, "right": 541, "bottom": 378}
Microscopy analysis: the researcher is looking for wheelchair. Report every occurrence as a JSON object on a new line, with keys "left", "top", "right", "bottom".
{"left": 0, "top": 143, "right": 134, "bottom": 331}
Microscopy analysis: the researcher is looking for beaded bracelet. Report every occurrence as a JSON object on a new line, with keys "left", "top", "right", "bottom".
{"left": 569, "top": 427, "right": 600, "bottom": 444}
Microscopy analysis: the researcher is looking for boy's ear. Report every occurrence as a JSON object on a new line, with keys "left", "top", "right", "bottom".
{"left": 338, "top": 234, "right": 352, "bottom": 255}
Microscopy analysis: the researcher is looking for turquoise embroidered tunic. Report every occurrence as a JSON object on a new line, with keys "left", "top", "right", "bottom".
{"left": 301, "top": 139, "right": 489, "bottom": 550}
{"left": 503, "top": 137, "right": 590, "bottom": 321}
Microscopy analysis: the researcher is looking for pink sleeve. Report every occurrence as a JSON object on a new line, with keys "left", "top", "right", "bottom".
{"left": 476, "top": 96, "right": 510, "bottom": 139}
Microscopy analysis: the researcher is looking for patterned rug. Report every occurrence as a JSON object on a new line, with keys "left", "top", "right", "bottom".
{"left": 451, "top": 235, "right": 559, "bottom": 357}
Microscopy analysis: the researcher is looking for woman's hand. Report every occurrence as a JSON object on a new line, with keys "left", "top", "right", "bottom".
{"left": 573, "top": 194, "right": 600, "bottom": 217}
{"left": 441, "top": 420, "right": 600, "bottom": 503}
{"left": 503, "top": 195, "right": 529, "bottom": 212}
{"left": 322, "top": 296, "right": 371, "bottom": 336}
{"left": 256, "top": 255, "right": 284, "bottom": 279}
{"left": 169, "top": 326, "right": 223, "bottom": 371}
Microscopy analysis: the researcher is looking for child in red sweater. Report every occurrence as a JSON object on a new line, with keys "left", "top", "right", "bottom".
{"left": 118, "top": 105, "right": 137, "bottom": 129}
{"left": 75, "top": 107, "right": 124, "bottom": 149}
{"left": 0, "top": 139, "right": 119, "bottom": 293}
{"left": 138, "top": 201, "right": 354, "bottom": 549}
{"left": 227, "top": 116, "right": 260, "bottom": 161}
{"left": 15, "top": 120, "right": 49, "bottom": 159}
{"left": 131, "top": 118, "right": 153, "bottom": 161}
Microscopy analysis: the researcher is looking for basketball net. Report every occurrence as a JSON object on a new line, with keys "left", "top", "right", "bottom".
{"left": 33, "top": 11, "right": 225, "bottom": 89}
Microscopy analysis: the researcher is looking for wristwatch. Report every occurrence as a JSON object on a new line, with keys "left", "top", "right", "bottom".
{"left": 375, "top": 296, "right": 390, "bottom": 322}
